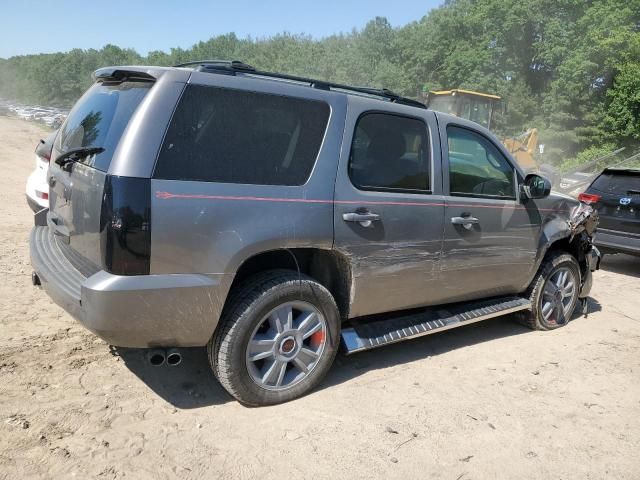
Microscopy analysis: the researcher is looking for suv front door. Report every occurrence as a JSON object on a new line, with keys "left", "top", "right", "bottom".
{"left": 333, "top": 100, "right": 445, "bottom": 318}
{"left": 439, "top": 119, "right": 540, "bottom": 302}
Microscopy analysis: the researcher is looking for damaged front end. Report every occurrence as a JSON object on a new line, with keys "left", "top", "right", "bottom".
{"left": 568, "top": 202, "right": 600, "bottom": 299}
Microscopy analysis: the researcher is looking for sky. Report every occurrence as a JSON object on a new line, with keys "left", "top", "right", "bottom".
{"left": 0, "top": 0, "right": 442, "bottom": 59}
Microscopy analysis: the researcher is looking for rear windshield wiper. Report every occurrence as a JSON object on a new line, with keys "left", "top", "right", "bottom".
{"left": 627, "top": 189, "right": 640, "bottom": 195}
{"left": 55, "top": 146, "right": 105, "bottom": 169}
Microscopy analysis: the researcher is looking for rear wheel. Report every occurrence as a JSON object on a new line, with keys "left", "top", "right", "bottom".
{"left": 518, "top": 252, "right": 581, "bottom": 330}
{"left": 208, "top": 270, "right": 340, "bottom": 406}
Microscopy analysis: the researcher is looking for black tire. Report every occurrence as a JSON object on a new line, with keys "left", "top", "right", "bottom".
{"left": 208, "top": 270, "right": 340, "bottom": 406}
{"left": 517, "top": 252, "right": 581, "bottom": 330}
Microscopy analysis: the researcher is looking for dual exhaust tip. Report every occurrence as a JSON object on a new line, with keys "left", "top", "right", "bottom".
{"left": 31, "top": 267, "right": 182, "bottom": 368}
{"left": 147, "top": 348, "right": 182, "bottom": 367}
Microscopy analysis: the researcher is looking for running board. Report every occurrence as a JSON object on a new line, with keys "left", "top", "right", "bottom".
{"left": 340, "top": 296, "right": 531, "bottom": 354}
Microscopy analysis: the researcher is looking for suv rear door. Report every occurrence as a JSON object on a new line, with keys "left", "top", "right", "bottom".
{"left": 333, "top": 99, "right": 446, "bottom": 318}
{"left": 588, "top": 169, "right": 640, "bottom": 235}
{"left": 46, "top": 68, "right": 188, "bottom": 275}
{"left": 48, "top": 79, "right": 154, "bottom": 269}
{"left": 438, "top": 117, "right": 540, "bottom": 302}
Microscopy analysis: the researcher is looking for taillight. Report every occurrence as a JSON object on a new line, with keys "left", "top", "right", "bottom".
{"left": 578, "top": 193, "right": 601, "bottom": 205}
{"left": 100, "top": 176, "right": 151, "bottom": 275}
{"left": 35, "top": 190, "right": 49, "bottom": 200}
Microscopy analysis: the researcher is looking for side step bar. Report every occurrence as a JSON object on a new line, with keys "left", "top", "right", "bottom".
{"left": 340, "top": 296, "right": 531, "bottom": 354}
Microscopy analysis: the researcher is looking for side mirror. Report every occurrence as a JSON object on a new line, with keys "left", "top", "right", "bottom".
{"left": 520, "top": 174, "right": 551, "bottom": 200}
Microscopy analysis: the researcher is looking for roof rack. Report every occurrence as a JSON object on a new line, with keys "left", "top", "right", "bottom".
{"left": 174, "top": 60, "right": 257, "bottom": 72}
{"left": 173, "top": 60, "right": 426, "bottom": 109}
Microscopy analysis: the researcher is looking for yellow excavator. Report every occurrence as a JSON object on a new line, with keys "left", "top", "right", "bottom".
{"left": 427, "top": 89, "right": 542, "bottom": 174}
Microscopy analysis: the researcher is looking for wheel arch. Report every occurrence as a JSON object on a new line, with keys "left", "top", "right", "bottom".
{"left": 532, "top": 221, "right": 594, "bottom": 297}
{"left": 226, "top": 248, "right": 353, "bottom": 322}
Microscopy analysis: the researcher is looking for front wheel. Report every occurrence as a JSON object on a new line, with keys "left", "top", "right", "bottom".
{"left": 518, "top": 252, "right": 581, "bottom": 330}
{"left": 208, "top": 270, "right": 340, "bottom": 406}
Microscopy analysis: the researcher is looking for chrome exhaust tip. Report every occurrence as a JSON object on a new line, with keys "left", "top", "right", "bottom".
{"left": 166, "top": 348, "right": 182, "bottom": 367}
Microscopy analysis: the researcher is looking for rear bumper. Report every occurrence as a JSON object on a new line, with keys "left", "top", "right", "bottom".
{"left": 595, "top": 228, "right": 640, "bottom": 256}
{"left": 30, "top": 226, "right": 231, "bottom": 347}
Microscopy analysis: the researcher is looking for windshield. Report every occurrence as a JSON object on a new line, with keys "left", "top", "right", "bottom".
{"left": 428, "top": 96, "right": 457, "bottom": 115}
{"left": 462, "top": 98, "right": 492, "bottom": 128}
{"left": 53, "top": 81, "right": 152, "bottom": 172}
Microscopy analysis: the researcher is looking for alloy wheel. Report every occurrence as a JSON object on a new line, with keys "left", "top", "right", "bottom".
{"left": 540, "top": 267, "right": 578, "bottom": 325}
{"left": 245, "top": 301, "right": 328, "bottom": 391}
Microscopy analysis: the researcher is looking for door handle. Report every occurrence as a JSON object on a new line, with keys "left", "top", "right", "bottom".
{"left": 451, "top": 216, "right": 479, "bottom": 230}
{"left": 343, "top": 212, "right": 380, "bottom": 227}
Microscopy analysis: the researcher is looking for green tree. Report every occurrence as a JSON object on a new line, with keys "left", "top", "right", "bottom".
{"left": 605, "top": 62, "right": 640, "bottom": 142}
{"left": 0, "top": 0, "right": 638, "bottom": 168}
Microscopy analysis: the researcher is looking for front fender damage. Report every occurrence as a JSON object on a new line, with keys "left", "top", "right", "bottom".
{"left": 567, "top": 203, "right": 600, "bottom": 299}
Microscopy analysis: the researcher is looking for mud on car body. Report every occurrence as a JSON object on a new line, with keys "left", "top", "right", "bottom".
{"left": 30, "top": 61, "right": 600, "bottom": 406}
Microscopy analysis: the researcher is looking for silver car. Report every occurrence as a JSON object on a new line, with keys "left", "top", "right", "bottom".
{"left": 30, "top": 61, "right": 599, "bottom": 405}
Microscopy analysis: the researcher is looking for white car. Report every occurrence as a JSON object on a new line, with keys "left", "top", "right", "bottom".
{"left": 26, "top": 130, "right": 57, "bottom": 212}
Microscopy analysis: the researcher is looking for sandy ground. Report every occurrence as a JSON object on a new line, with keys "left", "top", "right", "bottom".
{"left": 0, "top": 115, "right": 639, "bottom": 480}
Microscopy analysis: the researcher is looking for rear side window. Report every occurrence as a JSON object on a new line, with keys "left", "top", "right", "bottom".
{"left": 154, "top": 85, "right": 330, "bottom": 185}
{"left": 54, "top": 81, "right": 152, "bottom": 172}
{"left": 591, "top": 171, "right": 640, "bottom": 194}
{"left": 349, "top": 113, "right": 430, "bottom": 193}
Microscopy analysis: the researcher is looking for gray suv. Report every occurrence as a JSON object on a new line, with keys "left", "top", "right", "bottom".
{"left": 31, "top": 61, "right": 600, "bottom": 405}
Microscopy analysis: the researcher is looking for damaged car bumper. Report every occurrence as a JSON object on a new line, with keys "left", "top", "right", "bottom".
{"left": 569, "top": 203, "right": 600, "bottom": 298}
{"left": 579, "top": 245, "right": 600, "bottom": 298}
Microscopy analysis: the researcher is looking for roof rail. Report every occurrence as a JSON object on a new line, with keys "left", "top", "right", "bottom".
{"left": 173, "top": 59, "right": 426, "bottom": 109}
{"left": 174, "top": 60, "right": 257, "bottom": 72}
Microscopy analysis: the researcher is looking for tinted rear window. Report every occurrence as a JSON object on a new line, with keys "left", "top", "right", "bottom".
{"left": 591, "top": 171, "right": 640, "bottom": 194}
{"left": 54, "top": 81, "right": 152, "bottom": 172}
{"left": 154, "top": 85, "right": 330, "bottom": 185}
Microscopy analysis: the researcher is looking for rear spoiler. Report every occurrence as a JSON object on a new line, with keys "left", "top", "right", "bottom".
{"left": 93, "top": 67, "right": 157, "bottom": 82}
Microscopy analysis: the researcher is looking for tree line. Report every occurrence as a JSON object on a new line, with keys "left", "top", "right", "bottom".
{"left": 0, "top": 0, "right": 638, "bottom": 166}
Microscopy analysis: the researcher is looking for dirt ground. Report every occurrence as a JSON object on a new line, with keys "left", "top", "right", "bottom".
{"left": 0, "top": 115, "right": 639, "bottom": 480}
